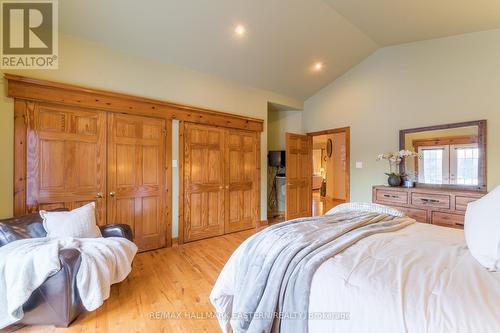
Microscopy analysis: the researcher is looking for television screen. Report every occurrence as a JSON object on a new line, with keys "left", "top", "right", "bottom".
{"left": 268, "top": 151, "right": 285, "bottom": 167}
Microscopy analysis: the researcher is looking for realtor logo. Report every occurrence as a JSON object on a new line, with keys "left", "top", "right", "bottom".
{"left": 1, "top": 0, "right": 58, "bottom": 69}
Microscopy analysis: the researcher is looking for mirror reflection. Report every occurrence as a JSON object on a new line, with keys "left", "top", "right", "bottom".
{"left": 403, "top": 126, "right": 480, "bottom": 186}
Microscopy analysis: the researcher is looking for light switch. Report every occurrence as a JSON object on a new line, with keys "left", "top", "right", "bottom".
{"left": 172, "top": 160, "right": 178, "bottom": 168}
{"left": 355, "top": 161, "right": 363, "bottom": 169}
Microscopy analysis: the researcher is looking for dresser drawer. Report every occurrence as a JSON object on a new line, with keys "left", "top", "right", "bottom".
{"left": 393, "top": 206, "right": 428, "bottom": 223}
{"left": 432, "top": 212, "right": 464, "bottom": 228}
{"left": 375, "top": 189, "right": 408, "bottom": 205}
{"left": 411, "top": 193, "right": 450, "bottom": 209}
{"left": 455, "top": 196, "right": 478, "bottom": 212}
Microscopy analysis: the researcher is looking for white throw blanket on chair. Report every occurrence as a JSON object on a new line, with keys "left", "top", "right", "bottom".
{"left": 0, "top": 237, "right": 137, "bottom": 328}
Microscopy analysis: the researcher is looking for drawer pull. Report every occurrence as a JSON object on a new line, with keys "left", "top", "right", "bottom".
{"left": 383, "top": 194, "right": 400, "bottom": 199}
{"left": 421, "top": 198, "right": 440, "bottom": 204}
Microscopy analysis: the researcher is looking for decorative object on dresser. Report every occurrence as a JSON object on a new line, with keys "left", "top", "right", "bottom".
{"left": 377, "top": 150, "right": 421, "bottom": 187}
{"left": 372, "top": 185, "right": 485, "bottom": 229}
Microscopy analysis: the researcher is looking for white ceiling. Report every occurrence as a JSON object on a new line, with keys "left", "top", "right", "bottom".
{"left": 325, "top": 0, "right": 500, "bottom": 46}
{"left": 59, "top": 0, "right": 377, "bottom": 100}
{"left": 59, "top": 0, "right": 500, "bottom": 100}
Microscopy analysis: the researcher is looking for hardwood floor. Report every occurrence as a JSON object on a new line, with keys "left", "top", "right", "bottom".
{"left": 312, "top": 191, "right": 344, "bottom": 216}
{"left": 268, "top": 191, "right": 345, "bottom": 224}
{"left": 14, "top": 228, "right": 262, "bottom": 333}
{"left": 12, "top": 196, "right": 344, "bottom": 333}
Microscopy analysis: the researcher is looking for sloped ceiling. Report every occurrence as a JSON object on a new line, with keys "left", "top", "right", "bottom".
{"left": 59, "top": 0, "right": 500, "bottom": 100}
{"left": 325, "top": 0, "right": 500, "bottom": 46}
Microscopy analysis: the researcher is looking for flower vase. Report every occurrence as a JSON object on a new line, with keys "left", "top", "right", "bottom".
{"left": 387, "top": 174, "right": 402, "bottom": 187}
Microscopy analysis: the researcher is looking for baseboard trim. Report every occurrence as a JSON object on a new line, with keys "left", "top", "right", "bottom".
{"left": 256, "top": 220, "right": 268, "bottom": 227}
{"left": 171, "top": 222, "right": 266, "bottom": 247}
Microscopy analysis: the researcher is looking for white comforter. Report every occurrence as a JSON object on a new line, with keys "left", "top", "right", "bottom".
{"left": 0, "top": 237, "right": 137, "bottom": 328}
{"left": 212, "top": 222, "right": 500, "bottom": 332}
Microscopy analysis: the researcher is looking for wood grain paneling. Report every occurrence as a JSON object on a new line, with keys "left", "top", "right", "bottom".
{"left": 373, "top": 185, "right": 485, "bottom": 229}
{"left": 107, "top": 113, "right": 167, "bottom": 251}
{"left": 285, "top": 133, "right": 312, "bottom": 220}
{"left": 455, "top": 196, "right": 478, "bottom": 212}
{"left": 225, "top": 130, "right": 258, "bottom": 233}
{"left": 392, "top": 206, "right": 428, "bottom": 223}
{"left": 375, "top": 189, "right": 409, "bottom": 205}
{"left": 432, "top": 212, "right": 465, "bottom": 229}
{"left": 182, "top": 124, "right": 260, "bottom": 243}
{"left": 8, "top": 74, "right": 264, "bottom": 251}
{"left": 13, "top": 100, "right": 28, "bottom": 215}
{"left": 6, "top": 74, "right": 264, "bottom": 132}
{"left": 184, "top": 123, "right": 225, "bottom": 242}
{"left": 411, "top": 192, "right": 451, "bottom": 210}
{"left": 26, "top": 103, "right": 107, "bottom": 225}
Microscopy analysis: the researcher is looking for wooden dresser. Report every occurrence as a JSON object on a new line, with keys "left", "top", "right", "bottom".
{"left": 372, "top": 185, "right": 486, "bottom": 229}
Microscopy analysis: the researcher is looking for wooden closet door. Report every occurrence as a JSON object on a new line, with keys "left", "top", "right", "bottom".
{"left": 285, "top": 133, "right": 312, "bottom": 220}
{"left": 107, "top": 113, "right": 167, "bottom": 251}
{"left": 26, "top": 103, "right": 107, "bottom": 224}
{"left": 184, "top": 123, "right": 225, "bottom": 242}
{"left": 225, "top": 130, "right": 259, "bottom": 233}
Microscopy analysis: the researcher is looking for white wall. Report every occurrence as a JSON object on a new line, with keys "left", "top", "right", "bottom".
{"left": 267, "top": 109, "right": 303, "bottom": 151}
{"left": 303, "top": 29, "right": 500, "bottom": 202}
{"left": 0, "top": 34, "right": 304, "bottom": 237}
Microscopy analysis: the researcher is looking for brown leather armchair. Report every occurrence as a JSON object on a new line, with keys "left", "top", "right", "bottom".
{"left": 0, "top": 211, "right": 134, "bottom": 328}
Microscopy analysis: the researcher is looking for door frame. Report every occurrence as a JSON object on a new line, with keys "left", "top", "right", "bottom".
{"left": 307, "top": 127, "right": 351, "bottom": 202}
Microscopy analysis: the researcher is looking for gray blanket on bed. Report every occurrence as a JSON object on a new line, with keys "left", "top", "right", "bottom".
{"left": 231, "top": 211, "right": 415, "bottom": 333}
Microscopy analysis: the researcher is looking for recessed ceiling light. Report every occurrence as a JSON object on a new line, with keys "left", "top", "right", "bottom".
{"left": 235, "top": 24, "right": 246, "bottom": 37}
{"left": 313, "top": 62, "right": 323, "bottom": 71}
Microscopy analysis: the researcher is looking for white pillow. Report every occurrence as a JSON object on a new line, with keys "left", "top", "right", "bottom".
{"left": 464, "top": 186, "right": 500, "bottom": 271}
{"left": 40, "top": 202, "right": 102, "bottom": 238}
{"left": 325, "top": 202, "right": 404, "bottom": 217}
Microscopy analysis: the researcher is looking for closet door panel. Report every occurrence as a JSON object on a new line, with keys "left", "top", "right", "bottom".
{"left": 108, "top": 113, "right": 166, "bottom": 251}
{"left": 225, "top": 130, "right": 258, "bottom": 233}
{"left": 26, "top": 103, "right": 107, "bottom": 225}
{"left": 184, "top": 123, "right": 225, "bottom": 242}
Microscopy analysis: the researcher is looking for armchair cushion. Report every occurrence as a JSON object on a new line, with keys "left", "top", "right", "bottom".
{"left": 99, "top": 224, "right": 133, "bottom": 241}
{"left": 0, "top": 210, "right": 66, "bottom": 247}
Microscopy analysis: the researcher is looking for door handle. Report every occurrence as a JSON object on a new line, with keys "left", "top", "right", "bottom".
{"left": 109, "top": 191, "right": 116, "bottom": 197}
{"left": 96, "top": 192, "right": 104, "bottom": 199}
{"left": 421, "top": 198, "right": 439, "bottom": 204}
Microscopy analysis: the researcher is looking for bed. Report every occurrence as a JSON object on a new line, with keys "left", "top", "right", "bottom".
{"left": 210, "top": 203, "right": 500, "bottom": 333}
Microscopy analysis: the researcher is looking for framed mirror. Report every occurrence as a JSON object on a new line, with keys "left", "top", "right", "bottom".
{"left": 399, "top": 120, "right": 487, "bottom": 191}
